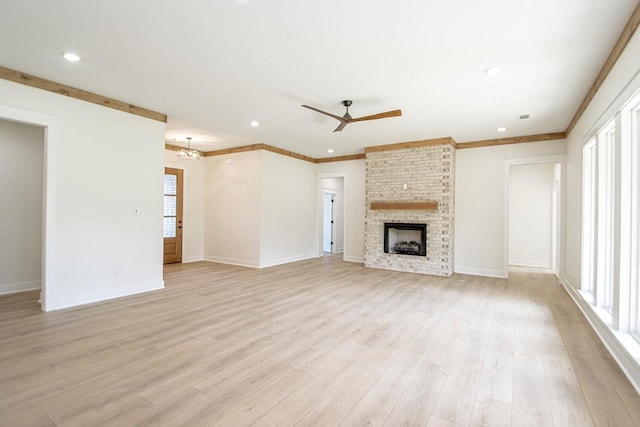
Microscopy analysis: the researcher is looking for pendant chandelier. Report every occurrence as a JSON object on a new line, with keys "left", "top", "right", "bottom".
{"left": 177, "top": 137, "right": 200, "bottom": 160}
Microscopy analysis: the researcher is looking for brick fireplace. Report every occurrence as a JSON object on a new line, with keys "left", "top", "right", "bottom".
{"left": 364, "top": 140, "right": 455, "bottom": 276}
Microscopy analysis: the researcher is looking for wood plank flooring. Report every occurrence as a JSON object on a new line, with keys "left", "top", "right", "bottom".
{"left": 1, "top": 256, "right": 638, "bottom": 426}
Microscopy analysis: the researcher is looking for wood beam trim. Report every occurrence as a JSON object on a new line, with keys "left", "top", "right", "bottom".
{"left": 365, "top": 137, "right": 456, "bottom": 153}
{"left": 0, "top": 66, "right": 167, "bottom": 123}
{"left": 262, "top": 145, "right": 316, "bottom": 163}
{"left": 202, "top": 143, "right": 316, "bottom": 163}
{"left": 202, "top": 144, "right": 267, "bottom": 157}
{"left": 565, "top": 2, "right": 640, "bottom": 135}
{"left": 315, "top": 154, "right": 366, "bottom": 163}
{"left": 456, "top": 132, "right": 566, "bottom": 150}
{"left": 169, "top": 131, "right": 566, "bottom": 162}
{"left": 370, "top": 201, "right": 438, "bottom": 211}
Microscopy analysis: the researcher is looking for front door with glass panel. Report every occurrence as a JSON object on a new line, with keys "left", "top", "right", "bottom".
{"left": 163, "top": 167, "right": 183, "bottom": 264}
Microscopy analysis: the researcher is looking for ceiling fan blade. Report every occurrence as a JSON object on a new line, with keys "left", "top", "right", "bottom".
{"left": 333, "top": 121, "right": 349, "bottom": 132}
{"left": 351, "top": 109, "right": 402, "bottom": 122}
{"left": 301, "top": 105, "right": 347, "bottom": 122}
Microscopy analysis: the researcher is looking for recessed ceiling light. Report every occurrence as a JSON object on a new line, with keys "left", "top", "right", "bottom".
{"left": 63, "top": 52, "right": 81, "bottom": 62}
{"left": 250, "top": 120, "right": 259, "bottom": 127}
{"left": 484, "top": 67, "right": 501, "bottom": 76}
{"left": 327, "top": 148, "right": 334, "bottom": 154}
{"left": 497, "top": 127, "right": 507, "bottom": 132}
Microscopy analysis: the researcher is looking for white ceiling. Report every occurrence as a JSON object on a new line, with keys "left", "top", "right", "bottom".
{"left": 0, "top": 1, "right": 637, "bottom": 158}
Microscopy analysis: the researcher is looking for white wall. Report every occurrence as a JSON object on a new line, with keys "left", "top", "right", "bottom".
{"left": 455, "top": 140, "right": 566, "bottom": 277}
{"left": 317, "top": 159, "right": 366, "bottom": 263}
{"left": 0, "top": 80, "right": 166, "bottom": 310}
{"left": 164, "top": 149, "right": 205, "bottom": 262}
{"left": 0, "top": 119, "right": 44, "bottom": 294}
{"left": 563, "top": 23, "right": 640, "bottom": 392}
{"left": 320, "top": 177, "right": 344, "bottom": 253}
{"left": 508, "top": 163, "right": 555, "bottom": 268}
{"left": 565, "top": 28, "right": 640, "bottom": 290}
{"left": 204, "top": 150, "right": 262, "bottom": 267}
{"left": 260, "top": 151, "right": 316, "bottom": 267}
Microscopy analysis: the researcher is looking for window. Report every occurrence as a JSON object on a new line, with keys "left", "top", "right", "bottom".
{"left": 582, "top": 88, "right": 640, "bottom": 343}
{"left": 582, "top": 138, "right": 597, "bottom": 296}
{"left": 597, "top": 121, "right": 615, "bottom": 313}
{"left": 163, "top": 173, "right": 177, "bottom": 238}
{"left": 582, "top": 121, "right": 615, "bottom": 313}
{"left": 631, "top": 98, "right": 640, "bottom": 339}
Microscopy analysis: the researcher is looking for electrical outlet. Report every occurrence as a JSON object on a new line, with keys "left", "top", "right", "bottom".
{"left": 114, "top": 268, "right": 121, "bottom": 277}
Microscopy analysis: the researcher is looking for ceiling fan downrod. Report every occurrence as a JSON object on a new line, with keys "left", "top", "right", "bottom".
{"left": 342, "top": 100, "right": 353, "bottom": 119}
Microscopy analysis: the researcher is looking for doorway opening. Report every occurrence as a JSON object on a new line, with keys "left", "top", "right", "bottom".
{"left": 0, "top": 119, "right": 44, "bottom": 304}
{"left": 504, "top": 156, "right": 564, "bottom": 278}
{"left": 317, "top": 174, "right": 346, "bottom": 259}
{"left": 0, "top": 105, "right": 57, "bottom": 311}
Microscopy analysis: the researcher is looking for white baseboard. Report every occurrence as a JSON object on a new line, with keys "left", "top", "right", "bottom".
{"left": 561, "top": 278, "right": 640, "bottom": 396}
{"left": 509, "top": 259, "right": 552, "bottom": 269}
{"left": 260, "top": 253, "right": 315, "bottom": 268}
{"left": 204, "top": 255, "right": 260, "bottom": 268}
{"left": 182, "top": 256, "right": 204, "bottom": 263}
{"left": 343, "top": 255, "right": 365, "bottom": 263}
{"left": 454, "top": 266, "right": 508, "bottom": 278}
{"left": 0, "top": 280, "right": 41, "bottom": 295}
{"left": 49, "top": 280, "right": 165, "bottom": 311}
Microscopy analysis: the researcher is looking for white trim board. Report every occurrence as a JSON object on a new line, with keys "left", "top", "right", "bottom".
{"left": 182, "top": 256, "right": 205, "bottom": 263}
{"left": 508, "top": 259, "right": 553, "bottom": 269}
{"left": 561, "top": 278, "right": 640, "bottom": 396}
{"left": 0, "top": 280, "right": 41, "bottom": 295}
{"left": 260, "top": 253, "right": 316, "bottom": 268}
{"left": 49, "top": 280, "right": 165, "bottom": 311}
{"left": 454, "top": 266, "right": 509, "bottom": 278}
{"left": 204, "top": 256, "right": 260, "bottom": 268}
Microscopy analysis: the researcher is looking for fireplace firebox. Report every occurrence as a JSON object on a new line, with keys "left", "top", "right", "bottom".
{"left": 383, "top": 223, "right": 427, "bottom": 256}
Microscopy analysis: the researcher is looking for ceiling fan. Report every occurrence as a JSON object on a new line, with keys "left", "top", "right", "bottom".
{"left": 302, "top": 100, "right": 402, "bottom": 132}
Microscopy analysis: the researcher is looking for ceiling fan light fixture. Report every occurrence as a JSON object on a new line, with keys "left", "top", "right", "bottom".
{"left": 177, "top": 137, "right": 201, "bottom": 160}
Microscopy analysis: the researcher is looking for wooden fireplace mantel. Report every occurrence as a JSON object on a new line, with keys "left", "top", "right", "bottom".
{"left": 370, "top": 201, "right": 438, "bottom": 210}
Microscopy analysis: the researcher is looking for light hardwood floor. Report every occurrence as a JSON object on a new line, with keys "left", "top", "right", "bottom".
{"left": 1, "top": 256, "right": 639, "bottom": 426}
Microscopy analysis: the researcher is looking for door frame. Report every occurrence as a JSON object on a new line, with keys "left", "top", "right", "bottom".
{"left": 316, "top": 173, "right": 347, "bottom": 258}
{"left": 0, "top": 105, "right": 58, "bottom": 311}
{"left": 503, "top": 154, "right": 566, "bottom": 279}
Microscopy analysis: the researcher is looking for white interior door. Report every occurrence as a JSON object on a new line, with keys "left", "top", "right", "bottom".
{"left": 323, "top": 193, "right": 334, "bottom": 253}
